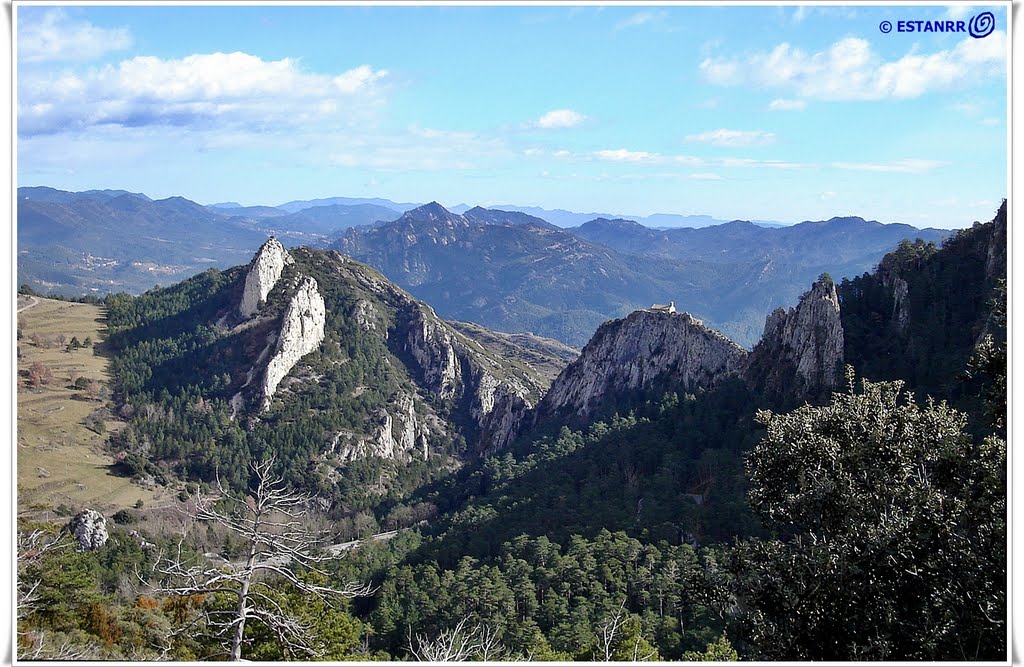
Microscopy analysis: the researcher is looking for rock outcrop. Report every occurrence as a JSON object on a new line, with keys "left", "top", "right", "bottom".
{"left": 398, "top": 303, "right": 542, "bottom": 453}
{"left": 401, "top": 306, "right": 462, "bottom": 401}
{"left": 332, "top": 393, "right": 437, "bottom": 462}
{"left": 472, "top": 373, "right": 533, "bottom": 452}
{"left": 883, "top": 273, "right": 911, "bottom": 334}
{"left": 66, "top": 509, "right": 108, "bottom": 551}
{"left": 745, "top": 277, "right": 844, "bottom": 404}
{"left": 536, "top": 310, "right": 748, "bottom": 420}
{"left": 261, "top": 276, "right": 326, "bottom": 410}
{"left": 239, "top": 237, "right": 293, "bottom": 318}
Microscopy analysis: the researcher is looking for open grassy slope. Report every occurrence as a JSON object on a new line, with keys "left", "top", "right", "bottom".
{"left": 16, "top": 297, "right": 169, "bottom": 518}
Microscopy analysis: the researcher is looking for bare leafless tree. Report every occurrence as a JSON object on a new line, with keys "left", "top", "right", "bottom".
{"left": 407, "top": 617, "right": 505, "bottom": 662}
{"left": 595, "top": 598, "right": 628, "bottom": 661}
{"left": 149, "top": 457, "right": 374, "bottom": 661}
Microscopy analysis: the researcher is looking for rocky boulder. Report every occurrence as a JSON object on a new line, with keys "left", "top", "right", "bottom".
{"left": 66, "top": 509, "right": 108, "bottom": 551}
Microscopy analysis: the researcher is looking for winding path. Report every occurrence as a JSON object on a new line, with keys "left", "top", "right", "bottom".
{"left": 17, "top": 296, "right": 39, "bottom": 314}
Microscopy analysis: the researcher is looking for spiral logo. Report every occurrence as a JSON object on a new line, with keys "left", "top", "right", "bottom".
{"left": 969, "top": 11, "right": 995, "bottom": 38}
{"left": 879, "top": 20, "right": 892, "bottom": 33}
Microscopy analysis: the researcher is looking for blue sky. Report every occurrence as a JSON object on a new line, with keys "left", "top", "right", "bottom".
{"left": 15, "top": 3, "right": 1008, "bottom": 228}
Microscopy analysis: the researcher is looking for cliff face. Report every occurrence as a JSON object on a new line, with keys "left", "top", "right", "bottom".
{"left": 536, "top": 310, "right": 748, "bottom": 421}
{"left": 396, "top": 302, "right": 541, "bottom": 454}
{"left": 745, "top": 277, "right": 844, "bottom": 404}
{"left": 260, "top": 276, "right": 326, "bottom": 410}
{"left": 239, "top": 237, "right": 293, "bottom": 318}
{"left": 331, "top": 392, "right": 439, "bottom": 463}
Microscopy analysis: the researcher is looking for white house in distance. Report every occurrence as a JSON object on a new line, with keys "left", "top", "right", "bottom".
{"left": 649, "top": 301, "right": 676, "bottom": 313}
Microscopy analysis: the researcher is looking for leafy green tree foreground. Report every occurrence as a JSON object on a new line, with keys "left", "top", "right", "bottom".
{"left": 728, "top": 370, "right": 1005, "bottom": 660}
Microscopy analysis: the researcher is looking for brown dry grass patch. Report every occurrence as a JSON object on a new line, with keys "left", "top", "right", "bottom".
{"left": 17, "top": 298, "right": 173, "bottom": 520}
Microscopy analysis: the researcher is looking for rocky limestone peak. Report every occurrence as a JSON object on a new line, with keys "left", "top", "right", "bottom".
{"left": 985, "top": 199, "right": 1007, "bottom": 281}
{"left": 399, "top": 201, "right": 468, "bottom": 226}
{"left": 746, "top": 276, "right": 844, "bottom": 403}
{"left": 536, "top": 309, "right": 748, "bottom": 420}
{"left": 261, "top": 275, "right": 326, "bottom": 410}
{"left": 66, "top": 509, "right": 108, "bottom": 551}
{"left": 239, "top": 237, "right": 294, "bottom": 318}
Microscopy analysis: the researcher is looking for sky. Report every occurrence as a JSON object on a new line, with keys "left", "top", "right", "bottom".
{"left": 14, "top": 2, "right": 1009, "bottom": 229}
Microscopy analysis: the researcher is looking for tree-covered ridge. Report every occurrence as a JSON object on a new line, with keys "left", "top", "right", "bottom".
{"left": 409, "top": 379, "right": 765, "bottom": 567}
{"left": 103, "top": 245, "right": 556, "bottom": 502}
{"left": 839, "top": 200, "right": 1006, "bottom": 405}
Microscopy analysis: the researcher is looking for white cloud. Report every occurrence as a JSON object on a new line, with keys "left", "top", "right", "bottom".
{"left": 18, "top": 9, "right": 132, "bottom": 63}
{"left": 700, "top": 32, "right": 1006, "bottom": 100}
{"left": 831, "top": 159, "right": 948, "bottom": 173}
{"left": 592, "top": 149, "right": 703, "bottom": 166}
{"left": 950, "top": 101, "right": 981, "bottom": 115}
{"left": 18, "top": 51, "right": 389, "bottom": 135}
{"left": 303, "top": 125, "right": 508, "bottom": 172}
{"left": 945, "top": 4, "right": 972, "bottom": 19}
{"left": 535, "top": 109, "right": 587, "bottom": 129}
{"left": 689, "top": 173, "right": 724, "bottom": 180}
{"left": 686, "top": 129, "right": 777, "bottom": 147}
{"left": 594, "top": 148, "right": 656, "bottom": 162}
{"left": 768, "top": 98, "right": 807, "bottom": 111}
{"left": 614, "top": 10, "right": 668, "bottom": 31}
{"left": 719, "top": 157, "right": 806, "bottom": 169}
{"left": 981, "top": 117, "right": 1001, "bottom": 126}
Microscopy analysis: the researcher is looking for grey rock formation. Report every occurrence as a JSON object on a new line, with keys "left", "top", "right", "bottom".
{"left": 537, "top": 310, "right": 748, "bottom": 420}
{"left": 261, "top": 276, "right": 326, "bottom": 410}
{"left": 67, "top": 509, "right": 108, "bottom": 551}
{"left": 239, "top": 237, "right": 293, "bottom": 318}
{"left": 399, "top": 303, "right": 541, "bottom": 453}
{"left": 331, "top": 393, "right": 437, "bottom": 462}
{"left": 472, "top": 373, "right": 533, "bottom": 452}
{"left": 746, "top": 277, "right": 844, "bottom": 402}
{"left": 883, "top": 273, "right": 911, "bottom": 334}
{"left": 402, "top": 306, "right": 462, "bottom": 401}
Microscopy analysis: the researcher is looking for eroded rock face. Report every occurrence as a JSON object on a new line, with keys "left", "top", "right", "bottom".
{"left": 399, "top": 303, "right": 543, "bottom": 453}
{"left": 472, "top": 373, "right": 533, "bottom": 453}
{"left": 746, "top": 278, "right": 844, "bottom": 402}
{"left": 331, "top": 393, "right": 435, "bottom": 462}
{"left": 239, "top": 237, "right": 293, "bottom": 318}
{"left": 67, "top": 509, "right": 108, "bottom": 551}
{"left": 537, "top": 310, "right": 748, "bottom": 420}
{"left": 401, "top": 306, "right": 462, "bottom": 401}
{"left": 261, "top": 276, "right": 326, "bottom": 410}
{"left": 883, "top": 273, "right": 911, "bottom": 334}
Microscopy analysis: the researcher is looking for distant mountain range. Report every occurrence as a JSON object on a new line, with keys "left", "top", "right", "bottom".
{"left": 18, "top": 186, "right": 949, "bottom": 347}
{"left": 336, "top": 202, "right": 948, "bottom": 347}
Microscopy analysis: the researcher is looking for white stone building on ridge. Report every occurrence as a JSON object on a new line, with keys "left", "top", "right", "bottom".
{"left": 649, "top": 301, "right": 676, "bottom": 313}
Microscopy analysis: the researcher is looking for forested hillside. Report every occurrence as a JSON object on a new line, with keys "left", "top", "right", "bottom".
{"left": 17, "top": 205, "right": 1005, "bottom": 661}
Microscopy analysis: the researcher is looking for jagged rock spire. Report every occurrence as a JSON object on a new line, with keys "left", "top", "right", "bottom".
{"left": 239, "top": 237, "right": 293, "bottom": 318}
